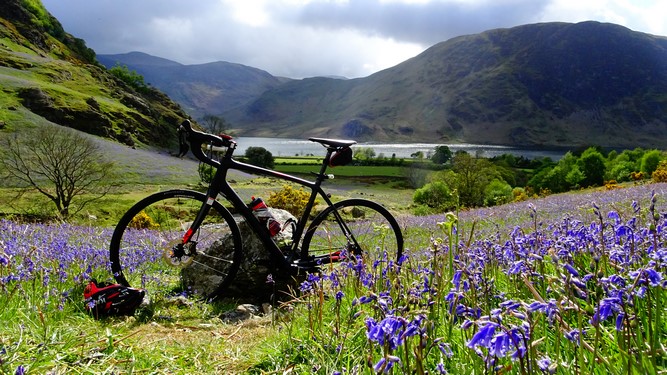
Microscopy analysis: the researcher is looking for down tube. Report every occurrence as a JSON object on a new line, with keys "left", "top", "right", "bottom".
{"left": 225, "top": 159, "right": 330, "bottom": 252}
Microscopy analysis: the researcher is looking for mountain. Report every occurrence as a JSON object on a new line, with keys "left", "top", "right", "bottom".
{"left": 98, "top": 52, "right": 290, "bottom": 119}
{"left": 0, "top": 0, "right": 190, "bottom": 148}
{"left": 221, "top": 21, "right": 667, "bottom": 148}
{"left": 4, "top": 2, "right": 666, "bottom": 150}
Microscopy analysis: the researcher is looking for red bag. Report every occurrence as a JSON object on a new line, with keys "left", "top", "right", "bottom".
{"left": 84, "top": 279, "right": 145, "bottom": 319}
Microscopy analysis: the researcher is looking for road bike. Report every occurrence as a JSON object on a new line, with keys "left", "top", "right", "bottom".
{"left": 109, "top": 120, "right": 403, "bottom": 300}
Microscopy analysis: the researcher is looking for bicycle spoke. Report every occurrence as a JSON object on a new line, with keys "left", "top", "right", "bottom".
{"left": 109, "top": 190, "right": 242, "bottom": 299}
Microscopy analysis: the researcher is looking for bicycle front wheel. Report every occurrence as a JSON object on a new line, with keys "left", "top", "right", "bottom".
{"left": 301, "top": 198, "right": 403, "bottom": 264}
{"left": 109, "top": 189, "right": 242, "bottom": 300}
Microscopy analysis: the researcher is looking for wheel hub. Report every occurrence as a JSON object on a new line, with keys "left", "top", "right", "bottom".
{"left": 163, "top": 239, "right": 195, "bottom": 267}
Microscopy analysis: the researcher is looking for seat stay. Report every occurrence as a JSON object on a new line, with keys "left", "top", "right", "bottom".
{"left": 309, "top": 137, "right": 357, "bottom": 149}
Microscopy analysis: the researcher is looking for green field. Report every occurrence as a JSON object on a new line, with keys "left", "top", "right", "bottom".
{"left": 275, "top": 163, "right": 405, "bottom": 177}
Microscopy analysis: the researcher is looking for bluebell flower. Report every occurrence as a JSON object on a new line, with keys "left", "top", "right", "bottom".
{"left": 615, "top": 313, "right": 625, "bottom": 331}
{"left": 373, "top": 355, "right": 400, "bottom": 374}
{"left": 373, "top": 358, "right": 386, "bottom": 373}
{"left": 467, "top": 322, "right": 497, "bottom": 349}
{"left": 435, "top": 341, "right": 453, "bottom": 358}
{"left": 499, "top": 300, "right": 520, "bottom": 311}
{"left": 452, "top": 269, "right": 463, "bottom": 289}
{"left": 607, "top": 211, "right": 620, "bottom": 223}
{"left": 299, "top": 280, "right": 313, "bottom": 293}
{"left": 563, "top": 263, "right": 580, "bottom": 277}
{"left": 358, "top": 295, "right": 375, "bottom": 304}
{"left": 564, "top": 329, "right": 583, "bottom": 345}
{"left": 537, "top": 356, "right": 554, "bottom": 373}
{"left": 591, "top": 297, "right": 621, "bottom": 326}
{"left": 615, "top": 225, "right": 631, "bottom": 237}
{"left": 644, "top": 268, "right": 662, "bottom": 286}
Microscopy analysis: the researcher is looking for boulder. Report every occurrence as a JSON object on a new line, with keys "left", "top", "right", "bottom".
{"left": 182, "top": 208, "right": 302, "bottom": 302}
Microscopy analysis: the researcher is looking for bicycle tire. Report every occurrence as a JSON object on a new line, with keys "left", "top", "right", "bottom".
{"left": 109, "top": 189, "right": 243, "bottom": 300}
{"left": 301, "top": 198, "right": 403, "bottom": 264}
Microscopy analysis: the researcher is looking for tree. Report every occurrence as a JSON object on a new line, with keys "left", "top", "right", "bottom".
{"left": 576, "top": 147, "right": 606, "bottom": 187}
{"left": 431, "top": 145, "right": 452, "bottom": 165}
{"left": 450, "top": 152, "right": 500, "bottom": 207}
{"left": 245, "top": 146, "right": 274, "bottom": 168}
{"left": 640, "top": 149, "right": 662, "bottom": 176}
{"left": 200, "top": 114, "right": 230, "bottom": 135}
{"left": 0, "top": 125, "right": 115, "bottom": 218}
{"left": 355, "top": 147, "right": 376, "bottom": 160}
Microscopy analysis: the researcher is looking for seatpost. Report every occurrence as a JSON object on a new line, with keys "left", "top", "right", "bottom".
{"left": 313, "top": 148, "right": 335, "bottom": 182}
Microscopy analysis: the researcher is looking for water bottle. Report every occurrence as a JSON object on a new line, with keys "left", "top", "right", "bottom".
{"left": 249, "top": 197, "right": 281, "bottom": 236}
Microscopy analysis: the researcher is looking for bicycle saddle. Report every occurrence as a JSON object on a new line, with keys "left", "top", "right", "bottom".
{"left": 309, "top": 137, "right": 357, "bottom": 149}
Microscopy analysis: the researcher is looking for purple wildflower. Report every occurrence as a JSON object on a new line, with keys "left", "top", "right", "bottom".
{"left": 563, "top": 263, "right": 580, "bottom": 277}
{"left": 467, "top": 322, "right": 497, "bottom": 349}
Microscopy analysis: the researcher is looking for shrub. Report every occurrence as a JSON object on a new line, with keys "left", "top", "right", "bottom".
{"left": 109, "top": 64, "right": 150, "bottom": 93}
{"left": 640, "top": 149, "right": 663, "bottom": 175}
{"left": 198, "top": 163, "right": 215, "bottom": 184}
{"left": 412, "top": 204, "right": 436, "bottom": 216}
{"left": 129, "top": 211, "right": 159, "bottom": 229}
{"left": 245, "top": 147, "right": 274, "bottom": 169}
{"left": 512, "top": 187, "right": 529, "bottom": 202}
{"left": 483, "top": 179, "right": 513, "bottom": 206}
{"left": 413, "top": 181, "right": 453, "bottom": 209}
{"left": 268, "top": 185, "right": 311, "bottom": 217}
{"left": 651, "top": 160, "right": 667, "bottom": 183}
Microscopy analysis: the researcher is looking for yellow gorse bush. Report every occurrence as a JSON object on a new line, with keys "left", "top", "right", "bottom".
{"left": 267, "top": 185, "right": 311, "bottom": 217}
{"left": 129, "top": 211, "right": 160, "bottom": 229}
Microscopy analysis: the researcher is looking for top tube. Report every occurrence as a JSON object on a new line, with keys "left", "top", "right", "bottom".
{"left": 178, "top": 119, "right": 358, "bottom": 170}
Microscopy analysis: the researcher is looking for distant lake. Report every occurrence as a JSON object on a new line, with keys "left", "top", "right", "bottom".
{"left": 235, "top": 137, "right": 566, "bottom": 160}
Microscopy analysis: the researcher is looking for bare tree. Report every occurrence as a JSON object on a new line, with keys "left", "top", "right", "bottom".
{"left": 200, "top": 114, "right": 230, "bottom": 135}
{"left": 0, "top": 125, "right": 115, "bottom": 218}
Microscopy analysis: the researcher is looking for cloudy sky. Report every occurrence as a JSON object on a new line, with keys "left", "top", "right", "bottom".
{"left": 41, "top": 0, "right": 666, "bottom": 79}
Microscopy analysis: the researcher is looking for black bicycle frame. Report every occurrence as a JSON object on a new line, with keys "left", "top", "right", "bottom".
{"left": 186, "top": 141, "right": 351, "bottom": 272}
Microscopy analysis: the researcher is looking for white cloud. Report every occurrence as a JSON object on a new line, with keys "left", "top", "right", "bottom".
{"left": 538, "top": 0, "right": 667, "bottom": 35}
{"left": 41, "top": 0, "right": 666, "bottom": 79}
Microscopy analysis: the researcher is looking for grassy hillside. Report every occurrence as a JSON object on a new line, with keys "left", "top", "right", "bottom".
{"left": 0, "top": 0, "right": 191, "bottom": 148}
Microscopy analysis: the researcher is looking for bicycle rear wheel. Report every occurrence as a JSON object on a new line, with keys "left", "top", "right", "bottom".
{"left": 109, "top": 189, "right": 242, "bottom": 300}
{"left": 301, "top": 198, "right": 403, "bottom": 264}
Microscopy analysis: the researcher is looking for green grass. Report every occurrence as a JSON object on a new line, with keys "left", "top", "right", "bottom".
{"left": 2, "top": 182, "right": 667, "bottom": 374}
{"left": 275, "top": 164, "right": 405, "bottom": 177}
{"left": 275, "top": 156, "right": 322, "bottom": 165}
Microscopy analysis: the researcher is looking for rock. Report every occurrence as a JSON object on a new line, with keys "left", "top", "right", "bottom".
{"left": 182, "top": 208, "right": 302, "bottom": 302}
{"left": 220, "top": 303, "right": 263, "bottom": 323}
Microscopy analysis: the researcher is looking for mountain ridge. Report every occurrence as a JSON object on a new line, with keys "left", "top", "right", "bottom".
{"left": 3, "top": 0, "right": 667, "bottom": 151}
{"left": 98, "top": 51, "right": 291, "bottom": 118}
{"left": 224, "top": 21, "right": 667, "bottom": 148}
{"left": 100, "top": 21, "right": 667, "bottom": 149}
